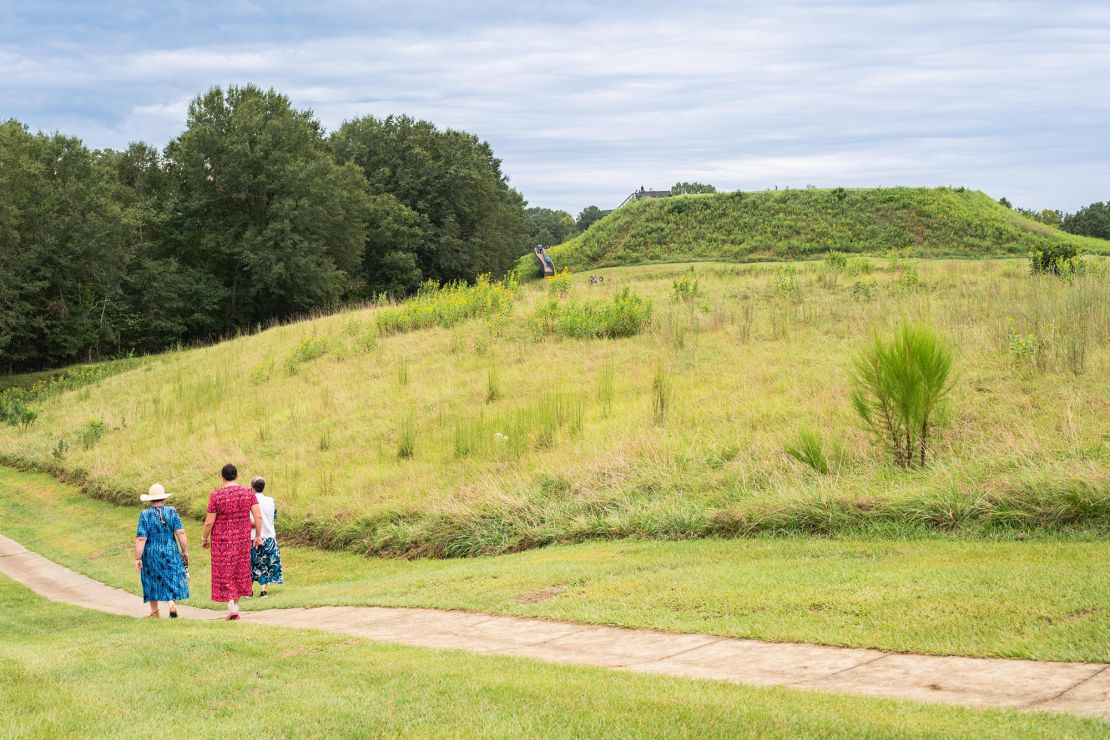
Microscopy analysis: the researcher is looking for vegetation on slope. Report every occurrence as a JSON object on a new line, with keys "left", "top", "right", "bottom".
{"left": 1, "top": 258, "right": 1107, "bottom": 558}
{"left": 519, "top": 188, "right": 1110, "bottom": 274}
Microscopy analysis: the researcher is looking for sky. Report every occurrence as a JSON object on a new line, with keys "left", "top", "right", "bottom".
{"left": 2, "top": 1, "right": 1108, "bottom": 215}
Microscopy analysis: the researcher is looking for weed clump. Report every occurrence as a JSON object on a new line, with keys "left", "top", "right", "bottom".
{"left": 784, "top": 427, "right": 831, "bottom": 474}
{"left": 79, "top": 419, "right": 106, "bottom": 449}
{"left": 284, "top": 336, "right": 333, "bottom": 375}
{"left": 534, "top": 288, "right": 652, "bottom": 339}
{"left": 546, "top": 269, "right": 572, "bottom": 298}
{"left": 671, "top": 270, "right": 700, "bottom": 303}
{"left": 376, "top": 274, "right": 519, "bottom": 335}
{"left": 0, "top": 389, "right": 38, "bottom": 428}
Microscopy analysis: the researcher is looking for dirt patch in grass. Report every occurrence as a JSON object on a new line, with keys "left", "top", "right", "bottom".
{"left": 516, "top": 584, "right": 565, "bottom": 604}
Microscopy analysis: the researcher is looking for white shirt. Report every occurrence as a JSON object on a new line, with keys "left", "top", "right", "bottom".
{"left": 250, "top": 493, "right": 277, "bottom": 540}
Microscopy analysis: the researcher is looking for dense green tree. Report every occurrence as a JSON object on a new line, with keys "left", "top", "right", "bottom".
{"left": 671, "top": 181, "right": 717, "bottom": 195}
{"left": 1016, "top": 206, "right": 1063, "bottom": 227}
{"left": 1, "top": 89, "right": 531, "bottom": 371}
{"left": 526, "top": 207, "right": 577, "bottom": 247}
{"left": 0, "top": 121, "right": 137, "bottom": 370}
{"left": 332, "top": 115, "right": 529, "bottom": 284}
{"left": 575, "top": 205, "right": 605, "bottom": 232}
{"left": 1062, "top": 201, "right": 1110, "bottom": 240}
{"left": 166, "top": 85, "right": 369, "bottom": 329}
{"left": 359, "top": 194, "right": 426, "bottom": 297}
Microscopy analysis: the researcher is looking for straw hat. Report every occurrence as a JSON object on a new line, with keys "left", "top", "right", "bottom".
{"left": 140, "top": 483, "right": 172, "bottom": 502}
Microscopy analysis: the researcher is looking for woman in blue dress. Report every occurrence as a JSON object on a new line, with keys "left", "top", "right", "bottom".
{"left": 134, "top": 483, "right": 190, "bottom": 618}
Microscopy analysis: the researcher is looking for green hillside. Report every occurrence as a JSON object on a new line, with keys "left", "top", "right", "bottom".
{"left": 523, "top": 187, "right": 1110, "bottom": 274}
{"left": 1, "top": 258, "right": 1108, "bottom": 558}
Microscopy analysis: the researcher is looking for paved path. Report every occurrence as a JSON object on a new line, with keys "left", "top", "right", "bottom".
{"left": 2, "top": 532, "right": 1107, "bottom": 719}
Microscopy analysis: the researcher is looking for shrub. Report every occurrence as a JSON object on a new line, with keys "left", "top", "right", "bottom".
{"left": 283, "top": 335, "right": 332, "bottom": 375}
{"left": 1029, "top": 243, "right": 1080, "bottom": 276}
{"left": 770, "top": 269, "right": 802, "bottom": 304}
{"left": 850, "top": 279, "right": 876, "bottom": 302}
{"left": 891, "top": 259, "right": 921, "bottom": 291}
{"left": 850, "top": 323, "right": 954, "bottom": 469}
{"left": 534, "top": 288, "right": 652, "bottom": 339}
{"left": 79, "top": 419, "right": 106, "bottom": 449}
{"left": 353, "top": 330, "right": 378, "bottom": 353}
{"left": 376, "top": 274, "right": 519, "bottom": 335}
{"left": 0, "top": 389, "right": 38, "bottom": 428}
{"left": 784, "top": 427, "right": 831, "bottom": 474}
{"left": 845, "top": 256, "right": 875, "bottom": 277}
{"left": 823, "top": 251, "right": 848, "bottom": 270}
{"left": 671, "top": 270, "right": 700, "bottom": 303}
{"left": 546, "top": 269, "right": 572, "bottom": 298}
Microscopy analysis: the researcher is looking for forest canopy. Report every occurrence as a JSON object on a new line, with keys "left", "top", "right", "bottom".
{"left": 0, "top": 85, "right": 530, "bottom": 371}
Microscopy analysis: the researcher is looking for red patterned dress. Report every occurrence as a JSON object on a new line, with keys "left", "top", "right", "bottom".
{"left": 207, "top": 484, "right": 256, "bottom": 601}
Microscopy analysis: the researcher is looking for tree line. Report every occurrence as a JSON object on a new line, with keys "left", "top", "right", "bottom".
{"left": 0, "top": 85, "right": 531, "bottom": 372}
{"left": 999, "top": 197, "right": 1110, "bottom": 239}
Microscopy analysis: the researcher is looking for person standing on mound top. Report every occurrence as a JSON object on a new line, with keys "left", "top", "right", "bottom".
{"left": 134, "top": 483, "right": 190, "bottom": 618}
{"left": 248, "top": 476, "right": 283, "bottom": 598}
{"left": 202, "top": 464, "right": 261, "bottom": 620}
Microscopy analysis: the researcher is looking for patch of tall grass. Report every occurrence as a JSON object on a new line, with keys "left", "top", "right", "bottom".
{"left": 533, "top": 288, "right": 652, "bottom": 339}
{"left": 376, "top": 274, "right": 519, "bottom": 335}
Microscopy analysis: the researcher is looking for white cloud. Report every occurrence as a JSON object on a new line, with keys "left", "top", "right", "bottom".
{"left": 2, "top": 1, "right": 1108, "bottom": 212}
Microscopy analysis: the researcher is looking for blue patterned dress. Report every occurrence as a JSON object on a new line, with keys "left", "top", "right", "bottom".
{"left": 136, "top": 505, "right": 190, "bottom": 602}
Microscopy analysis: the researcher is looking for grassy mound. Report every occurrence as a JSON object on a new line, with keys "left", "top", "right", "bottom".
{"left": 519, "top": 187, "right": 1110, "bottom": 274}
{"left": 1, "top": 258, "right": 1108, "bottom": 558}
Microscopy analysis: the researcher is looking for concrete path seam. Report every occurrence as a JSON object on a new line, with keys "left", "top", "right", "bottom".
{"left": 1030, "top": 666, "right": 1110, "bottom": 707}
{"left": 1, "top": 531, "right": 1107, "bottom": 721}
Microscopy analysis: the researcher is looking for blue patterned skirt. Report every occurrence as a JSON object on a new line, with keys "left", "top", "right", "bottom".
{"left": 140, "top": 544, "right": 189, "bottom": 602}
{"left": 251, "top": 537, "right": 284, "bottom": 585}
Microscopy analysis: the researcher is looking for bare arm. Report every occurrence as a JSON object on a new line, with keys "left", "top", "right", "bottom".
{"left": 201, "top": 512, "right": 216, "bottom": 549}
{"left": 134, "top": 536, "right": 147, "bottom": 572}
{"left": 250, "top": 504, "right": 263, "bottom": 547}
{"left": 174, "top": 529, "right": 189, "bottom": 564}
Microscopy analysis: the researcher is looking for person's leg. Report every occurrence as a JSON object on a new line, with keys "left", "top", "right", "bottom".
{"left": 226, "top": 598, "right": 240, "bottom": 619}
{"left": 148, "top": 601, "right": 160, "bottom": 617}
{"left": 168, "top": 600, "right": 178, "bottom": 618}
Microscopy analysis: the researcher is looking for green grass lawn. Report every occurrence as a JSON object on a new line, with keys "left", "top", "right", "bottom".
{"left": 2, "top": 576, "right": 1105, "bottom": 738}
{"left": 3, "top": 466, "right": 1108, "bottom": 663}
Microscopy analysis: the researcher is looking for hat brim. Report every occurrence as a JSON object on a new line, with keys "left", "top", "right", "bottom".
{"left": 140, "top": 492, "right": 172, "bottom": 502}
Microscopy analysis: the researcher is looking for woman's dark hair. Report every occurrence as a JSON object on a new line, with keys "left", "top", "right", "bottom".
{"left": 221, "top": 463, "right": 238, "bottom": 482}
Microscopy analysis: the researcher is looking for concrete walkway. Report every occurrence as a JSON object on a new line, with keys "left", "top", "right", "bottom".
{"left": 2, "top": 532, "right": 1107, "bottom": 719}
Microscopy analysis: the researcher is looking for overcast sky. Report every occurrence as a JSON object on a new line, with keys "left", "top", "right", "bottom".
{"left": 2, "top": 1, "right": 1108, "bottom": 214}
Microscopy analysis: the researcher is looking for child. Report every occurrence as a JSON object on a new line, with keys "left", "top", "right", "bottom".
{"left": 248, "top": 476, "right": 283, "bottom": 597}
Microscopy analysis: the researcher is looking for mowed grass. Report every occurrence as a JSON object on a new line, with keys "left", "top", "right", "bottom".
{"left": 3, "top": 467, "right": 1108, "bottom": 663}
{"left": 1, "top": 258, "right": 1108, "bottom": 557}
{"left": 2, "top": 577, "right": 1107, "bottom": 739}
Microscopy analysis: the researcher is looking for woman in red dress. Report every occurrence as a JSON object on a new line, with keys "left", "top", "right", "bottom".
{"left": 202, "top": 463, "right": 262, "bottom": 620}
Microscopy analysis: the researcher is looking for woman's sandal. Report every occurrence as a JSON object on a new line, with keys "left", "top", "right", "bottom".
{"left": 226, "top": 613, "right": 240, "bottom": 621}
{"left": 169, "top": 608, "right": 178, "bottom": 619}
{"left": 147, "top": 613, "right": 160, "bottom": 619}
